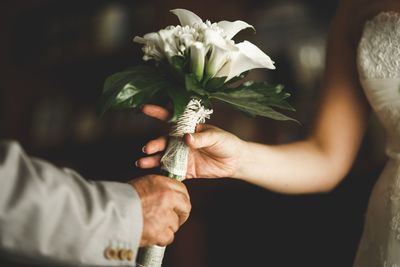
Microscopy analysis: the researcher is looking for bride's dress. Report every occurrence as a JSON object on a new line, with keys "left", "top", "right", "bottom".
{"left": 354, "top": 11, "right": 400, "bottom": 267}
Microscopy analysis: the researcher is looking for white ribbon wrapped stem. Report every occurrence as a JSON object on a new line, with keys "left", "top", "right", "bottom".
{"left": 137, "top": 99, "right": 212, "bottom": 267}
{"left": 160, "top": 98, "right": 213, "bottom": 180}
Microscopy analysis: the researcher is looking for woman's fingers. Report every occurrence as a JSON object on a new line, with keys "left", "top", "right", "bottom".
{"left": 136, "top": 155, "right": 162, "bottom": 168}
{"left": 143, "top": 136, "right": 168, "bottom": 154}
{"left": 195, "top": 123, "right": 215, "bottom": 132}
{"left": 185, "top": 124, "right": 221, "bottom": 149}
{"left": 142, "top": 104, "right": 170, "bottom": 121}
{"left": 138, "top": 136, "right": 166, "bottom": 168}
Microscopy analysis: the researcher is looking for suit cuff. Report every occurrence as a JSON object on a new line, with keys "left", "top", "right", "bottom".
{"left": 98, "top": 181, "right": 143, "bottom": 265}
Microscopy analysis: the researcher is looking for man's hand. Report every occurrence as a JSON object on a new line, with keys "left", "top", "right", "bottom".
{"left": 129, "top": 175, "right": 191, "bottom": 247}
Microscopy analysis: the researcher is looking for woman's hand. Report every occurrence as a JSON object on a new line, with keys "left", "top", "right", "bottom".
{"left": 136, "top": 104, "right": 246, "bottom": 179}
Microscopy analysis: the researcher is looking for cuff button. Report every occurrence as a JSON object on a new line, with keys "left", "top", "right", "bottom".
{"left": 118, "top": 249, "right": 129, "bottom": 261}
{"left": 104, "top": 247, "right": 118, "bottom": 260}
{"left": 127, "top": 249, "right": 134, "bottom": 261}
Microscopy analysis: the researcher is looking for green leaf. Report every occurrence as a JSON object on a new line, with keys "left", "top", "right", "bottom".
{"left": 97, "top": 68, "right": 143, "bottom": 116}
{"left": 165, "top": 87, "right": 191, "bottom": 122}
{"left": 205, "top": 76, "right": 227, "bottom": 91}
{"left": 227, "top": 81, "right": 295, "bottom": 111}
{"left": 97, "top": 65, "right": 187, "bottom": 121}
{"left": 224, "top": 71, "right": 249, "bottom": 85}
{"left": 170, "top": 55, "right": 186, "bottom": 75}
{"left": 204, "top": 71, "right": 249, "bottom": 91}
{"left": 98, "top": 64, "right": 297, "bottom": 123}
{"left": 210, "top": 81, "right": 297, "bottom": 122}
{"left": 185, "top": 74, "right": 208, "bottom": 96}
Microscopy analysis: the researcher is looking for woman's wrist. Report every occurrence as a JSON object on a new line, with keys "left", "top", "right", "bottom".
{"left": 233, "top": 139, "right": 253, "bottom": 180}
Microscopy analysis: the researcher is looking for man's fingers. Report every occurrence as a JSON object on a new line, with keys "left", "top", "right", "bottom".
{"left": 165, "top": 178, "right": 190, "bottom": 198}
{"left": 136, "top": 155, "right": 162, "bottom": 168}
{"left": 143, "top": 136, "right": 168, "bottom": 154}
{"left": 142, "top": 104, "right": 170, "bottom": 121}
{"left": 160, "top": 178, "right": 191, "bottom": 225}
{"left": 158, "top": 228, "right": 175, "bottom": 246}
{"left": 168, "top": 211, "right": 180, "bottom": 233}
{"left": 133, "top": 174, "right": 192, "bottom": 247}
{"left": 172, "top": 191, "right": 191, "bottom": 225}
{"left": 175, "top": 207, "right": 190, "bottom": 226}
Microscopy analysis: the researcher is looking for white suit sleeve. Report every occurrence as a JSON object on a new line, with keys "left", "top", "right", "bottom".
{"left": 0, "top": 141, "right": 143, "bottom": 266}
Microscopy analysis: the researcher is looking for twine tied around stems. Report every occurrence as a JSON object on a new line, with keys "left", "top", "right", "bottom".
{"left": 169, "top": 99, "right": 213, "bottom": 137}
{"left": 160, "top": 99, "right": 213, "bottom": 179}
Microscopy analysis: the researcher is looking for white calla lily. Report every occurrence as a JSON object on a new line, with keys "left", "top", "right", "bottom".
{"left": 201, "top": 28, "right": 237, "bottom": 79}
{"left": 217, "top": 20, "right": 254, "bottom": 39}
{"left": 205, "top": 44, "right": 231, "bottom": 81}
{"left": 134, "top": 8, "right": 275, "bottom": 82}
{"left": 202, "top": 27, "right": 236, "bottom": 49}
{"left": 170, "top": 9, "right": 203, "bottom": 27}
{"left": 190, "top": 42, "right": 207, "bottom": 81}
{"left": 216, "top": 40, "right": 275, "bottom": 81}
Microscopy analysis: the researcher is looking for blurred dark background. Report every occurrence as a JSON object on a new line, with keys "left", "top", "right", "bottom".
{"left": 0, "top": 0, "right": 387, "bottom": 266}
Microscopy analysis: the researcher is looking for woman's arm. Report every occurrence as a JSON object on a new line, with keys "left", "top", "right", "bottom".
{"left": 236, "top": 0, "right": 369, "bottom": 193}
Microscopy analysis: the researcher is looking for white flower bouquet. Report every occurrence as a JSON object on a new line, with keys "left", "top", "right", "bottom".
{"left": 98, "top": 8, "right": 296, "bottom": 267}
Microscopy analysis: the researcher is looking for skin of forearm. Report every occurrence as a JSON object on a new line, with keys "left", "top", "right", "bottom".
{"left": 235, "top": 138, "right": 352, "bottom": 194}
{"left": 229, "top": 0, "right": 373, "bottom": 195}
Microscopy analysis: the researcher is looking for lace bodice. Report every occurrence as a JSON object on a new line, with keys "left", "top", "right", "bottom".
{"left": 358, "top": 12, "right": 400, "bottom": 79}
{"left": 357, "top": 11, "right": 400, "bottom": 159}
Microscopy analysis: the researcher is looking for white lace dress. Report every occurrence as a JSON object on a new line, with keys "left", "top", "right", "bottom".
{"left": 354, "top": 11, "right": 400, "bottom": 267}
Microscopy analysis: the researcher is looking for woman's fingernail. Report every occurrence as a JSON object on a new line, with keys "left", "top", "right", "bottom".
{"left": 135, "top": 160, "right": 139, "bottom": 167}
{"left": 142, "top": 146, "right": 146, "bottom": 153}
